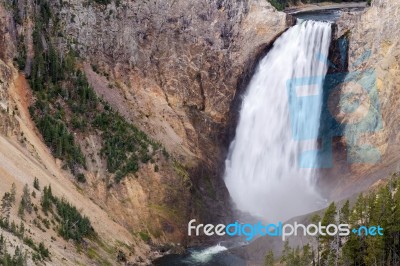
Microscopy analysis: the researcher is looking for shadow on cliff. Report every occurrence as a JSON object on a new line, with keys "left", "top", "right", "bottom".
{"left": 183, "top": 18, "right": 295, "bottom": 247}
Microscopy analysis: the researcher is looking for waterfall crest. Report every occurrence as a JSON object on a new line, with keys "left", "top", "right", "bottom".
{"left": 224, "top": 21, "right": 332, "bottom": 222}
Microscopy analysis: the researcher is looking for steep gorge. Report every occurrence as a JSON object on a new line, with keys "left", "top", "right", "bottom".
{"left": 50, "top": 0, "right": 292, "bottom": 241}
{"left": 0, "top": 0, "right": 292, "bottom": 264}
{"left": 3, "top": 0, "right": 398, "bottom": 263}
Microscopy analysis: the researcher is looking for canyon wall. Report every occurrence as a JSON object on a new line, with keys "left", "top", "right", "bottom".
{"left": 53, "top": 0, "right": 291, "bottom": 242}
{"left": 0, "top": 5, "right": 18, "bottom": 136}
{"left": 58, "top": 0, "right": 289, "bottom": 164}
{"left": 236, "top": 1, "right": 400, "bottom": 264}
{"left": 323, "top": 0, "right": 400, "bottom": 198}
{"left": 0, "top": 0, "right": 291, "bottom": 263}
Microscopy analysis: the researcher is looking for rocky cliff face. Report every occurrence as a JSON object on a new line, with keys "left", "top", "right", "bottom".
{"left": 53, "top": 0, "right": 291, "bottom": 243}
{"left": 0, "top": 0, "right": 291, "bottom": 263}
{"left": 58, "top": 0, "right": 289, "bottom": 164}
{"left": 0, "top": 5, "right": 19, "bottom": 136}
{"left": 235, "top": 4, "right": 400, "bottom": 261}
{"left": 344, "top": 0, "right": 400, "bottom": 166}
{"left": 0, "top": 4, "right": 139, "bottom": 265}
{"left": 318, "top": 0, "right": 400, "bottom": 199}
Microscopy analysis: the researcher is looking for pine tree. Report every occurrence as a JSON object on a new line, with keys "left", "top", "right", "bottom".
{"left": 18, "top": 221, "right": 24, "bottom": 238}
{"left": 340, "top": 200, "right": 350, "bottom": 224}
{"left": 9, "top": 183, "right": 16, "bottom": 204}
{"left": 38, "top": 242, "right": 49, "bottom": 259}
{"left": 310, "top": 214, "right": 321, "bottom": 265}
{"left": 264, "top": 250, "right": 274, "bottom": 266}
{"left": 300, "top": 244, "right": 312, "bottom": 265}
{"left": 280, "top": 241, "right": 303, "bottom": 265}
{"left": 10, "top": 221, "right": 16, "bottom": 234}
{"left": 351, "top": 193, "right": 366, "bottom": 225}
{"left": 343, "top": 193, "right": 366, "bottom": 265}
{"left": 41, "top": 185, "right": 53, "bottom": 214}
{"left": 0, "top": 234, "right": 5, "bottom": 254}
{"left": 320, "top": 202, "right": 337, "bottom": 264}
{"left": 1, "top": 193, "right": 12, "bottom": 222}
{"left": 392, "top": 182, "right": 400, "bottom": 265}
{"left": 368, "top": 186, "right": 392, "bottom": 265}
{"left": 18, "top": 184, "right": 32, "bottom": 218}
{"left": 33, "top": 177, "right": 40, "bottom": 191}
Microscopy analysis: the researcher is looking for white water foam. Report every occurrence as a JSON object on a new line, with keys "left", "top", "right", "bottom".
{"left": 188, "top": 244, "right": 228, "bottom": 264}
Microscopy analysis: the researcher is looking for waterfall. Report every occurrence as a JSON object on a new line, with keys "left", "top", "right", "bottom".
{"left": 224, "top": 21, "right": 332, "bottom": 222}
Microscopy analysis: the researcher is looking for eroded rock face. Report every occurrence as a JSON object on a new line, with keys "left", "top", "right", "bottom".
{"left": 57, "top": 0, "right": 289, "bottom": 166}
{"left": 0, "top": 5, "right": 16, "bottom": 63}
{"left": 325, "top": 0, "right": 400, "bottom": 197}
{"left": 51, "top": 0, "right": 291, "bottom": 244}
{"left": 0, "top": 6, "right": 19, "bottom": 136}
{"left": 0, "top": 5, "right": 13, "bottom": 108}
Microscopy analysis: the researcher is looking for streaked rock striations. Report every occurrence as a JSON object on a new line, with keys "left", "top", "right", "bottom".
{"left": 321, "top": 0, "right": 400, "bottom": 198}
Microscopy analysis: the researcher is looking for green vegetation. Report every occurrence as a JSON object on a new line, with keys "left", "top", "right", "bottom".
{"left": 18, "top": 184, "right": 32, "bottom": 218}
{"left": 76, "top": 173, "right": 86, "bottom": 183}
{"left": 56, "top": 198, "right": 93, "bottom": 241}
{"left": 29, "top": 24, "right": 87, "bottom": 173}
{"left": 0, "top": 182, "right": 94, "bottom": 263}
{"left": 15, "top": 34, "right": 26, "bottom": 71}
{"left": 0, "top": 237, "right": 27, "bottom": 266}
{"left": 279, "top": 242, "right": 312, "bottom": 265}
{"left": 33, "top": 177, "right": 40, "bottom": 191}
{"left": 93, "top": 0, "right": 111, "bottom": 5}
{"left": 117, "top": 250, "right": 127, "bottom": 262}
{"left": 268, "top": 0, "right": 286, "bottom": 11}
{"left": 93, "top": 109, "right": 160, "bottom": 183}
{"left": 0, "top": 184, "right": 51, "bottom": 263}
{"left": 271, "top": 173, "right": 400, "bottom": 265}
{"left": 1, "top": 184, "right": 16, "bottom": 222}
{"left": 139, "top": 231, "right": 151, "bottom": 242}
{"left": 264, "top": 250, "right": 274, "bottom": 265}
{"left": 41, "top": 185, "right": 94, "bottom": 242}
{"left": 28, "top": 0, "right": 163, "bottom": 183}
{"left": 32, "top": 112, "right": 86, "bottom": 171}
{"left": 41, "top": 185, "right": 53, "bottom": 215}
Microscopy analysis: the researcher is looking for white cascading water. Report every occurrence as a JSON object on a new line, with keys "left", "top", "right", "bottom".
{"left": 224, "top": 20, "right": 332, "bottom": 223}
{"left": 187, "top": 244, "right": 228, "bottom": 263}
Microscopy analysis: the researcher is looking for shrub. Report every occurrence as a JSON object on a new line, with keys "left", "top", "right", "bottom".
{"left": 93, "top": 0, "right": 111, "bottom": 5}
{"left": 268, "top": 0, "right": 286, "bottom": 11}
{"left": 76, "top": 173, "right": 86, "bottom": 183}
{"left": 139, "top": 231, "right": 150, "bottom": 242}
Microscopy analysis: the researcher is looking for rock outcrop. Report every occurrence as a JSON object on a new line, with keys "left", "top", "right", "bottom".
{"left": 58, "top": 0, "right": 290, "bottom": 165}
{"left": 321, "top": 0, "right": 400, "bottom": 198}
{"left": 1, "top": 4, "right": 139, "bottom": 265}
{"left": 0, "top": 5, "right": 19, "bottom": 136}
{"left": 233, "top": 1, "right": 400, "bottom": 263}
{"left": 54, "top": 0, "right": 291, "bottom": 244}
{"left": 1, "top": 0, "right": 292, "bottom": 263}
